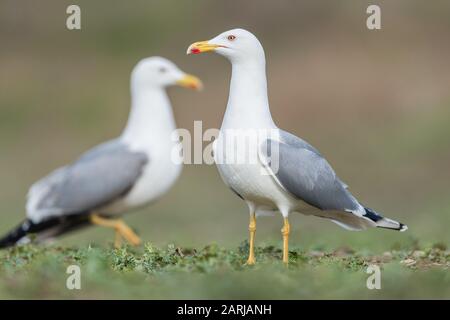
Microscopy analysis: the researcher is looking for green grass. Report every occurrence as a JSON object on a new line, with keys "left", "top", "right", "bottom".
{"left": 0, "top": 242, "right": 448, "bottom": 299}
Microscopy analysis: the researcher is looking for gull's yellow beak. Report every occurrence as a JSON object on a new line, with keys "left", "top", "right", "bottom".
{"left": 176, "top": 74, "right": 203, "bottom": 91}
{"left": 187, "top": 41, "right": 222, "bottom": 55}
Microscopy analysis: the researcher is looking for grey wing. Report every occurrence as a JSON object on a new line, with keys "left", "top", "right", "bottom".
{"left": 26, "top": 140, "right": 148, "bottom": 222}
{"left": 261, "top": 130, "right": 359, "bottom": 212}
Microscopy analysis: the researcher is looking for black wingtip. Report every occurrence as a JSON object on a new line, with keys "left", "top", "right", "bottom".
{"left": 0, "top": 219, "right": 31, "bottom": 249}
{"left": 363, "top": 207, "right": 383, "bottom": 222}
{"left": 364, "top": 207, "right": 408, "bottom": 232}
{"left": 0, "top": 215, "right": 92, "bottom": 249}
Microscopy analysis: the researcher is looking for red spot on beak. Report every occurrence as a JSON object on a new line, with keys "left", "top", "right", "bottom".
{"left": 191, "top": 48, "right": 201, "bottom": 54}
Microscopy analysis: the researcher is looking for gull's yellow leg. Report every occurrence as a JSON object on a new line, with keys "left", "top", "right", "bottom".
{"left": 90, "top": 214, "right": 141, "bottom": 247}
{"left": 115, "top": 220, "right": 141, "bottom": 246}
{"left": 281, "top": 218, "right": 290, "bottom": 264}
{"left": 246, "top": 213, "right": 257, "bottom": 265}
{"left": 114, "top": 230, "right": 122, "bottom": 248}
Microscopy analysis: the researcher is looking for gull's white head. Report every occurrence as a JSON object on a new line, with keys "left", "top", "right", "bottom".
{"left": 187, "top": 29, "right": 265, "bottom": 64}
{"left": 131, "top": 56, "right": 202, "bottom": 91}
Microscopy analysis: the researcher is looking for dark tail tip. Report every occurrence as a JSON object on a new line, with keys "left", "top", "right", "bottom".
{"left": 364, "top": 207, "right": 408, "bottom": 232}
{"left": 0, "top": 219, "right": 32, "bottom": 249}
{"left": 0, "top": 214, "right": 92, "bottom": 249}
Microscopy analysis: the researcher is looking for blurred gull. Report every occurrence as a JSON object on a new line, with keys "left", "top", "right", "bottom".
{"left": 0, "top": 57, "right": 202, "bottom": 248}
{"left": 187, "top": 29, "right": 407, "bottom": 265}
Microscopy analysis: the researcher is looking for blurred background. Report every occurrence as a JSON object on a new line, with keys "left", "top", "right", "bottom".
{"left": 0, "top": 0, "right": 449, "bottom": 254}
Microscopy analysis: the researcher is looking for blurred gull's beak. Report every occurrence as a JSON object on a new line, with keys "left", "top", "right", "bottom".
{"left": 176, "top": 74, "right": 203, "bottom": 91}
{"left": 187, "top": 41, "right": 223, "bottom": 55}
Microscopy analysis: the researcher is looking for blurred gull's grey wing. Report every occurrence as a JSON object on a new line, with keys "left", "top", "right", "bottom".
{"left": 260, "top": 130, "right": 359, "bottom": 212}
{"left": 27, "top": 140, "right": 148, "bottom": 222}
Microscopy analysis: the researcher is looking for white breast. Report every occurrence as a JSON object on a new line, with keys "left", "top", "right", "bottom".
{"left": 214, "top": 134, "right": 294, "bottom": 212}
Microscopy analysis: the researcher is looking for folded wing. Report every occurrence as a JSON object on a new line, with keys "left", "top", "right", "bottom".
{"left": 260, "top": 130, "right": 360, "bottom": 213}
{"left": 27, "top": 140, "right": 148, "bottom": 223}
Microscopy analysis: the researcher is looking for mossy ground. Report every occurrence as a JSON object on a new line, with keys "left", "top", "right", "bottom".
{"left": 0, "top": 242, "right": 448, "bottom": 299}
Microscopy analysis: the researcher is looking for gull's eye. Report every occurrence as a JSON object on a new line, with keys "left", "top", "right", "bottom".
{"left": 159, "top": 67, "right": 167, "bottom": 73}
{"left": 227, "top": 35, "right": 236, "bottom": 41}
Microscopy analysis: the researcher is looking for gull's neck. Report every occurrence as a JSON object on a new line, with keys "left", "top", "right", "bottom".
{"left": 222, "top": 59, "right": 276, "bottom": 130}
{"left": 120, "top": 87, "right": 177, "bottom": 150}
